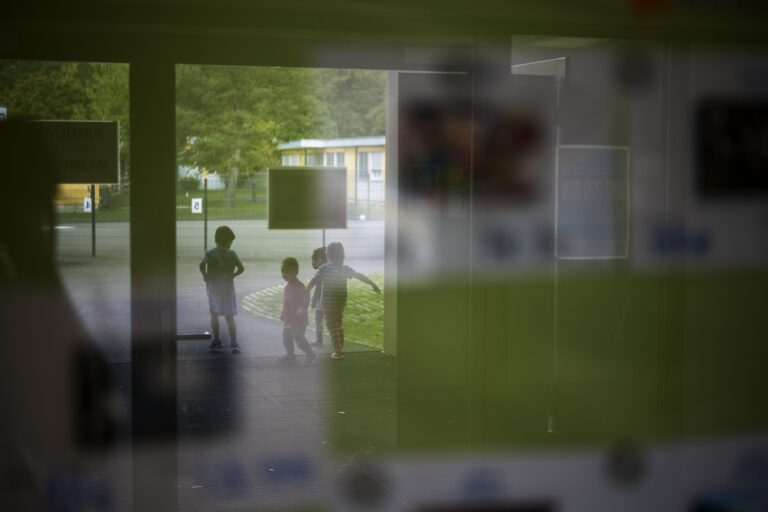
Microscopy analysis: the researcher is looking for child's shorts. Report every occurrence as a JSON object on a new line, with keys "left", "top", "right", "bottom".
{"left": 207, "top": 281, "right": 237, "bottom": 316}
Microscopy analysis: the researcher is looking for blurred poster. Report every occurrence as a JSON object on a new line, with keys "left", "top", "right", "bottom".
{"left": 398, "top": 72, "right": 472, "bottom": 213}
{"left": 470, "top": 71, "right": 556, "bottom": 273}
{"left": 556, "top": 145, "right": 630, "bottom": 259}
{"left": 396, "top": 72, "right": 473, "bottom": 281}
{"left": 473, "top": 73, "right": 554, "bottom": 206}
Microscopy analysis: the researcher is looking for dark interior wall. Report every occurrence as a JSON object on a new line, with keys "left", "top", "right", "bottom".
{"left": 4, "top": 1, "right": 768, "bottom": 68}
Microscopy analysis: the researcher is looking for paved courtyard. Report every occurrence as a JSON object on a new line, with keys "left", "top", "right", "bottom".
{"left": 53, "top": 218, "right": 396, "bottom": 512}
{"left": 56, "top": 218, "right": 385, "bottom": 363}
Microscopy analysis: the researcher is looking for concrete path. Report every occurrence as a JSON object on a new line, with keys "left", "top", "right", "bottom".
{"left": 55, "top": 218, "right": 385, "bottom": 363}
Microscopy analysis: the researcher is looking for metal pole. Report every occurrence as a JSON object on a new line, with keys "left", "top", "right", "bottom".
{"left": 91, "top": 184, "right": 96, "bottom": 257}
{"left": 354, "top": 147, "right": 359, "bottom": 208}
{"left": 204, "top": 173, "right": 209, "bottom": 251}
{"left": 367, "top": 177, "right": 371, "bottom": 219}
{"left": 548, "top": 76, "right": 562, "bottom": 435}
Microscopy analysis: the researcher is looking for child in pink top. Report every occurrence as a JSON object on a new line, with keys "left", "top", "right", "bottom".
{"left": 279, "top": 257, "right": 317, "bottom": 365}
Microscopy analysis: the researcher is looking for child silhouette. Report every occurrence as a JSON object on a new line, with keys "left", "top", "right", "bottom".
{"left": 200, "top": 225, "right": 244, "bottom": 354}
{"left": 306, "top": 242, "right": 380, "bottom": 359}
{"left": 278, "top": 257, "right": 316, "bottom": 365}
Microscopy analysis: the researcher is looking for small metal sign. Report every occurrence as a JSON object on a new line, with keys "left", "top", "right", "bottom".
{"left": 83, "top": 196, "right": 93, "bottom": 213}
{"left": 191, "top": 198, "right": 203, "bottom": 214}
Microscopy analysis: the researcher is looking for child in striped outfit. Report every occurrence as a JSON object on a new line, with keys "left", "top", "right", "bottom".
{"left": 306, "top": 242, "right": 380, "bottom": 359}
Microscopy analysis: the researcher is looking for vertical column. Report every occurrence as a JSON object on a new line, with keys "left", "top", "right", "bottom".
{"left": 657, "top": 44, "right": 687, "bottom": 439}
{"left": 129, "top": 59, "right": 177, "bottom": 512}
{"left": 395, "top": 71, "right": 473, "bottom": 449}
{"left": 91, "top": 183, "right": 96, "bottom": 257}
{"left": 384, "top": 71, "right": 398, "bottom": 356}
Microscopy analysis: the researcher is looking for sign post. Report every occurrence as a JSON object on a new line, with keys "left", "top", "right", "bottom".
{"left": 91, "top": 184, "right": 96, "bottom": 257}
{"left": 35, "top": 120, "right": 119, "bottom": 258}
{"left": 203, "top": 169, "right": 208, "bottom": 252}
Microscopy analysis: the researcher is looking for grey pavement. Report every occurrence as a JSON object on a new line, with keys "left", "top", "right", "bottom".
{"left": 56, "top": 218, "right": 385, "bottom": 363}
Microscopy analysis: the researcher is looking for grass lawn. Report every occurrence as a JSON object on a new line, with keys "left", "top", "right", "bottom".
{"left": 175, "top": 193, "right": 268, "bottom": 221}
{"left": 241, "top": 273, "right": 385, "bottom": 350}
{"left": 56, "top": 186, "right": 269, "bottom": 223}
{"left": 56, "top": 187, "right": 132, "bottom": 223}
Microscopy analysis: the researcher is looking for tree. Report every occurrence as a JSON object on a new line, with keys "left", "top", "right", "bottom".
{"left": 0, "top": 61, "right": 130, "bottom": 187}
{"left": 85, "top": 63, "right": 130, "bottom": 182}
{"left": 0, "top": 61, "right": 92, "bottom": 120}
{"left": 176, "top": 65, "right": 386, "bottom": 198}
{"left": 2, "top": 62, "right": 386, "bottom": 198}
{"left": 313, "top": 69, "right": 386, "bottom": 137}
{"left": 178, "top": 65, "right": 281, "bottom": 199}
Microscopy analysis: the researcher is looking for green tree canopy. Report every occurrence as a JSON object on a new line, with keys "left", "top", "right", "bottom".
{"left": 2, "top": 61, "right": 386, "bottom": 197}
{"left": 312, "top": 68, "right": 386, "bottom": 138}
{"left": 0, "top": 61, "right": 93, "bottom": 120}
{"left": 1, "top": 60, "right": 130, "bottom": 179}
{"left": 86, "top": 63, "right": 130, "bottom": 170}
{"left": 176, "top": 65, "right": 386, "bottom": 197}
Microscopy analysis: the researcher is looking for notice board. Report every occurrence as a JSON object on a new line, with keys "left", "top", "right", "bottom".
{"left": 268, "top": 166, "right": 347, "bottom": 229}
{"left": 556, "top": 145, "right": 630, "bottom": 259}
{"left": 35, "top": 120, "right": 119, "bottom": 183}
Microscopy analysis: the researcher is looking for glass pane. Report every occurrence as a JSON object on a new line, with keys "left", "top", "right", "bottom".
{"left": 8, "top": 34, "right": 766, "bottom": 512}
{"left": 174, "top": 64, "right": 387, "bottom": 511}
{"left": 0, "top": 59, "right": 132, "bottom": 511}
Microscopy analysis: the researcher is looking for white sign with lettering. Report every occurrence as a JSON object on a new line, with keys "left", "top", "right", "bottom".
{"left": 191, "top": 198, "right": 203, "bottom": 214}
{"left": 556, "top": 145, "right": 630, "bottom": 259}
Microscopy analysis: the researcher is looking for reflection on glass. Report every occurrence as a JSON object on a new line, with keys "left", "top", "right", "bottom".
{"left": 3, "top": 35, "right": 768, "bottom": 511}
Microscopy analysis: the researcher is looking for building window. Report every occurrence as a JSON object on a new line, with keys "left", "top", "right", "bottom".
{"left": 282, "top": 153, "right": 299, "bottom": 166}
{"left": 356, "top": 150, "right": 384, "bottom": 201}
{"left": 306, "top": 153, "right": 323, "bottom": 166}
{"left": 324, "top": 152, "right": 345, "bottom": 167}
{"left": 358, "top": 151, "right": 383, "bottom": 181}
{"left": 370, "top": 151, "right": 383, "bottom": 181}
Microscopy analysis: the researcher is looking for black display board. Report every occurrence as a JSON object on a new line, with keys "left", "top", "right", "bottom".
{"left": 268, "top": 166, "right": 347, "bottom": 229}
{"left": 35, "top": 120, "right": 119, "bottom": 183}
